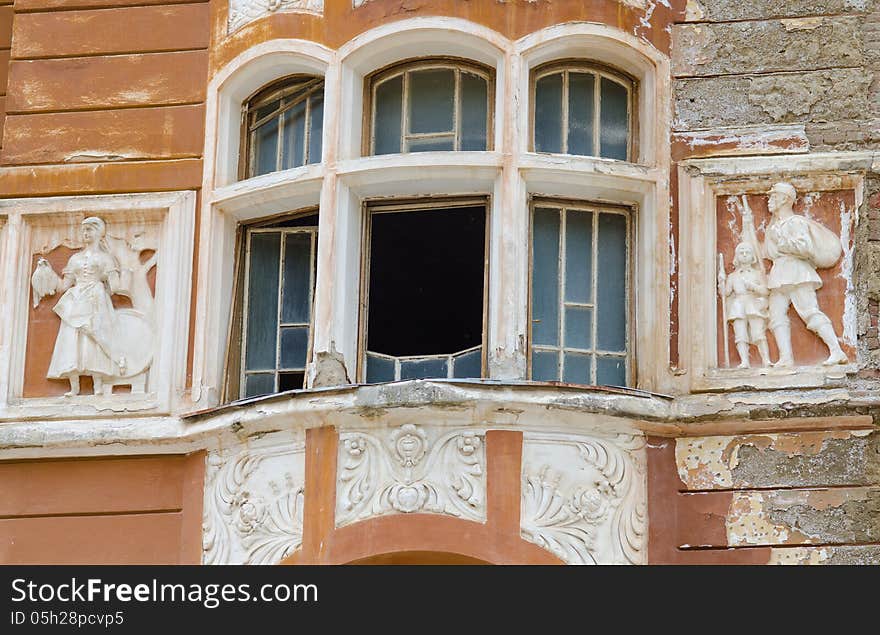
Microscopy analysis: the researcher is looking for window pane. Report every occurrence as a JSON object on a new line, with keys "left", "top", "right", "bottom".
{"left": 279, "top": 372, "right": 305, "bottom": 391}
{"left": 565, "top": 209, "right": 592, "bottom": 303}
{"left": 532, "top": 207, "right": 560, "bottom": 346}
{"left": 564, "top": 306, "right": 592, "bottom": 351}
{"left": 374, "top": 75, "right": 403, "bottom": 155}
{"left": 597, "top": 355, "right": 626, "bottom": 386}
{"left": 568, "top": 72, "right": 595, "bottom": 156}
{"left": 281, "top": 100, "right": 306, "bottom": 170}
{"left": 400, "top": 357, "right": 448, "bottom": 380}
{"left": 452, "top": 348, "right": 482, "bottom": 379}
{"left": 280, "top": 326, "right": 309, "bottom": 369}
{"left": 308, "top": 93, "right": 323, "bottom": 164}
{"left": 245, "top": 232, "right": 280, "bottom": 371}
{"left": 407, "top": 136, "right": 455, "bottom": 152}
{"left": 366, "top": 354, "right": 396, "bottom": 383}
{"left": 563, "top": 352, "right": 591, "bottom": 385}
{"left": 245, "top": 373, "right": 275, "bottom": 398}
{"left": 252, "top": 117, "right": 279, "bottom": 176}
{"left": 281, "top": 232, "right": 312, "bottom": 324}
{"left": 460, "top": 72, "right": 488, "bottom": 151}
{"left": 408, "top": 68, "right": 455, "bottom": 134}
{"left": 596, "top": 213, "right": 628, "bottom": 353}
{"left": 600, "top": 77, "right": 629, "bottom": 160}
{"left": 535, "top": 73, "right": 563, "bottom": 153}
{"left": 531, "top": 350, "right": 559, "bottom": 382}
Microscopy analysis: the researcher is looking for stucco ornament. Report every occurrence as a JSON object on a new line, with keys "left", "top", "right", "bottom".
{"left": 202, "top": 439, "right": 305, "bottom": 565}
{"left": 31, "top": 217, "right": 155, "bottom": 396}
{"left": 336, "top": 424, "right": 486, "bottom": 525}
{"left": 520, "top": 433, "right": 646, "bottom": 565}
{"left": 227, "top": 0, "right": 323, "bottom": 33}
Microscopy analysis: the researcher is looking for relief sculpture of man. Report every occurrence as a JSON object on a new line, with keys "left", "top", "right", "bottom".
{"left": 30, "top": 217, "right": 156, "bottom": 396}
{"left": 757, "top": 182, "right": 848, "bottom": 367}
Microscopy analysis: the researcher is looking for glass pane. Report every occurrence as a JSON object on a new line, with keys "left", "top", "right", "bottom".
{"left": 565, "top": 209, "right": 592, "bottom": 303}
{"left": 452, "top": 348, "right": 482, "bottom": 379}
{"left": 563, "top": 352, "right": 591, "bottom": 385}
{"left": 564, "top": 306, "right": 592, "bottom": 351}
{"left": 245, "top": 373, "right": 275, "bottom": 398}
{"left": 531, "top": 207, "right": 560, "bottom": 346}
{"left": 568, "top": 72, "right": 595, "bottom": 156}
{"left": 400, "top": 357, "right": 448, "bottom": 380}
{"left": 534, "top": 73, "right": 563, "bottom": 153}
{"left": 280, "top": 326, "right": 309, "bottom": 369}
{"left": 531, "top": 350, "right": 559, "bottom": 382}
{"left": 408, "top": 68, "right": 455, "bottom": 134}
{"left": 407, "top": 136, "right": 455, "bottom": 152}
{"left": 460, "top": 72, "right": 488, "bottom": 151}
{"left": 279, "top": 372, "right": 305, "bottom": 392}
{"left": 597, "top": 355, "right": 626, "bottom": 386}
{"left": 281, "top": 100, "right": 306, "bottom": 170}
{"left": 600, "top": 77, "right": 629, "bottom": 161}
{"left": 252, "top": 116, "right": 279, "bottom": 176}
{"left": 374, "top": 75, "right": 403, "bottom": 155}
{"left": 597, "top": 213, "right": 628, "bottom": 352}
{"left": 254, "top": 101, "right": 280, "bottom": 122}
{"left": 366, "top": 354, "right": 396, "bottom": 383}
{"left": 281, "top": 232, "right": 312, "bottom": 324}
{"left": 308, "top": 93, "right": 324, "bottom": 164}
{"left": 245, "top": 232, "right": 280, "bottom": 371}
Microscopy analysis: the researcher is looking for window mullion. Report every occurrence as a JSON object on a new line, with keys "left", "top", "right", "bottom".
{"left": 276, "top": 114, "right": 284, "bottom": 172}
{"left": 593, "top": 71, "right": 601, "bottom": 158}
{"left": 453, "top": 68, "right": 461, "bottom": 152}
{"left": 562, "top": 71, "right": 569, "bottom": 155}
{"left": 558, "top": 207, "right": 566, "bottom": 381}
{"left": 401, "top": 72, "right": 409, "bottom": 153}
{"left": 275, "top": 230, "right": 285, "bottom": 392}
{"left": 591, "top": 210, "right": 600, "bottom": 384}
{"left": 303, "top": 96, "right": 311, "bottom": 166}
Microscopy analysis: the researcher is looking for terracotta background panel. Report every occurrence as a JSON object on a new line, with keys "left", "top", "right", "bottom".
{"left": 1, "top": 104, "right": 205, "bottom": 164}
{"left": 12, "top": 4, "right": 210, "bottom": 59}
{"left": 7, "top": 51, "right": 208, "bottom": 112}
{"left": 0, "top": 5, "right": 11, "bottom": 49}
{"left": 0, "top": 49, "right": 9, "bottom": 92}
{"left": 0, "top": 512, "right": 184, "bottom": 564}
{"left": 715, "top": 190, "right": 856, "bottom": 368}
{"left": 0, "top": 455, "right": 185, "bottom": 516}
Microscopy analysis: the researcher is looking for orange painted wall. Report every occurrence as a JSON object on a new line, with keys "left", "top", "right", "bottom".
{"left": 0, "top": 453, "right": 205, "bottom": 564}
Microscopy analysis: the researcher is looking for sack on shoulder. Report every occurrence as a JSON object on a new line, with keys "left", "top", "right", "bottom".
{"left": 805, "top": 217, "right": 843, "bottom": 269}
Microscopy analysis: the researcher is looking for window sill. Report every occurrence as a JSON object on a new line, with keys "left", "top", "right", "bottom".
{"left": 212, "top": 163, "right": 325, "bottom": 220}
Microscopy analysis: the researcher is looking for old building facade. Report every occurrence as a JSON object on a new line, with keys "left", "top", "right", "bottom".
{"left": 0, "top": 0, "right": 878, "bottom": 565}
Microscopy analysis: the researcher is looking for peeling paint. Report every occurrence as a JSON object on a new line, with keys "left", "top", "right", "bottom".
{"left": 727, "top": 492, "right": 808, "bottom": 546}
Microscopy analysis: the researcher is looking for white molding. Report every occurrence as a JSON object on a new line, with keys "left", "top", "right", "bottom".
{"left": 0, "top": 192, "right": 195, "bottom": 418}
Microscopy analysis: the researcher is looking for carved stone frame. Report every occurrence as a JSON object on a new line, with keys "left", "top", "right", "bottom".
{"left": 678, "top": 152, "right": 866, "bottom": 392}
{"left": 0, "top": 191, "right": 196, "bottom": 418}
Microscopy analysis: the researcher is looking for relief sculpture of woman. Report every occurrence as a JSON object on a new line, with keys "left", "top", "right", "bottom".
{"left": 31, "top": 216, "right": 155, "bottom": 397}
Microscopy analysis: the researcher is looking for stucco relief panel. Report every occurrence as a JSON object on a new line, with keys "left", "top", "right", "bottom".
{"left": 202, "top": 433, "right": 306, "bottom": 565}
{"left": 336, "top": 424, "right": 486, "bottom": 527}
{"left": 520, "top": 432, "right": 647, "bottom": 565}
{"left": 227, "top": 0, "right": 323, "bottom": 33}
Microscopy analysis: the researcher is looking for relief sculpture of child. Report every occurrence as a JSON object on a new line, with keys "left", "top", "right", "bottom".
{"left": 719, "top": 241, "right": 770, "bottom": 369}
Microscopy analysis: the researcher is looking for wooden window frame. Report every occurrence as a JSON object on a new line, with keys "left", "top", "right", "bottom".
{"left": 529, "top": 60, "right": 637, "bottom": 162}
{"left": 356, "top": 196, "right": 492, "bottom": 383}
{"left": 223, "top": 208, "right": 319, "bottom": 402}
{"left": 362, "top": 57, "right": 496, "bottom": 156}
{"left": 238, "top": 75, "right": 325, "bottom": 181}
{"left": 527, "top": 197, "right": 636, "bottom": 387}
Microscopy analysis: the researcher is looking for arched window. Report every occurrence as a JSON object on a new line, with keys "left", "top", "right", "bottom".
{"left": 241, "top": 75, "right": 325, "bottom": 179}
{"left": 366, "top": 58, "right": 493, "bottom": 155}
{"left": 532, "top": 62, "right": 633, "bottom": 161}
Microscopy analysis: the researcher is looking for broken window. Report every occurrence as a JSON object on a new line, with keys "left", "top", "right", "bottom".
{"left": 368, "top": 59, "right": 493, "bottom": 155}
{"left": 533, "top": 63, "right": 632, "bottom": 161}
{"left": 242, "top": 76, "right": 324, "bottom": 179}
{"left": 234, "top": 212, "right": 319, "bottom": 398}
{"left": 362, "top": 200, "right": 487, "bottom": 382}
{"left": 530, "top": 201, "right": 631, "bottom": 386}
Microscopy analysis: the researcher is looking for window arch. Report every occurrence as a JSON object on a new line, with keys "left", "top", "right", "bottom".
{"left": 241, "top": 75, "right": 325, "bottom": 179}
{"left": 531, "top": 61, "right": 634, "bottom": 161}
{"left": 365, "top": 58, "right": 494, "bottom": 155}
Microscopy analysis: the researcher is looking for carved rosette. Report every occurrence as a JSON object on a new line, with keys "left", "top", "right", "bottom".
{"left": 202, "top": 438, "right": 305, "bottom": 565}
{"left": 520, "top": 432, "right": 647, "bottom": 565}
{"left": 336, "top": 424, "right": 486, "bottom": 526}
{"left": 227, "top": 0, "right": 323, "bottom": 33}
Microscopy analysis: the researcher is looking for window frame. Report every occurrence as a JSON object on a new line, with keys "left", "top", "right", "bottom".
{"left": 527, "top": 197, "right": 636, "bottom": 387}
{"left": 529, "top": 60, "right": 637, "bottom": 162}
{"left": 224, "top": 208, "right": 320, "bottom": 402}
{"left": 362, "top": 57, "right": 496, "bottom": 156}
{"left": 238, "top": 74, "right": 325, "bottom": 181}
{"left": 356, "top": 196, "right": 492, "bottom": 383}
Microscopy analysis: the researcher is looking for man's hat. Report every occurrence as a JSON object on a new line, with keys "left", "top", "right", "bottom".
{"left": 768, "top": 182, "right": 797, "bottom": 201}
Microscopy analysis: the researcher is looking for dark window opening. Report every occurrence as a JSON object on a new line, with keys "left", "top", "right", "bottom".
{"left": 365, "top": 204, "right": 486, "bottom": 381}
